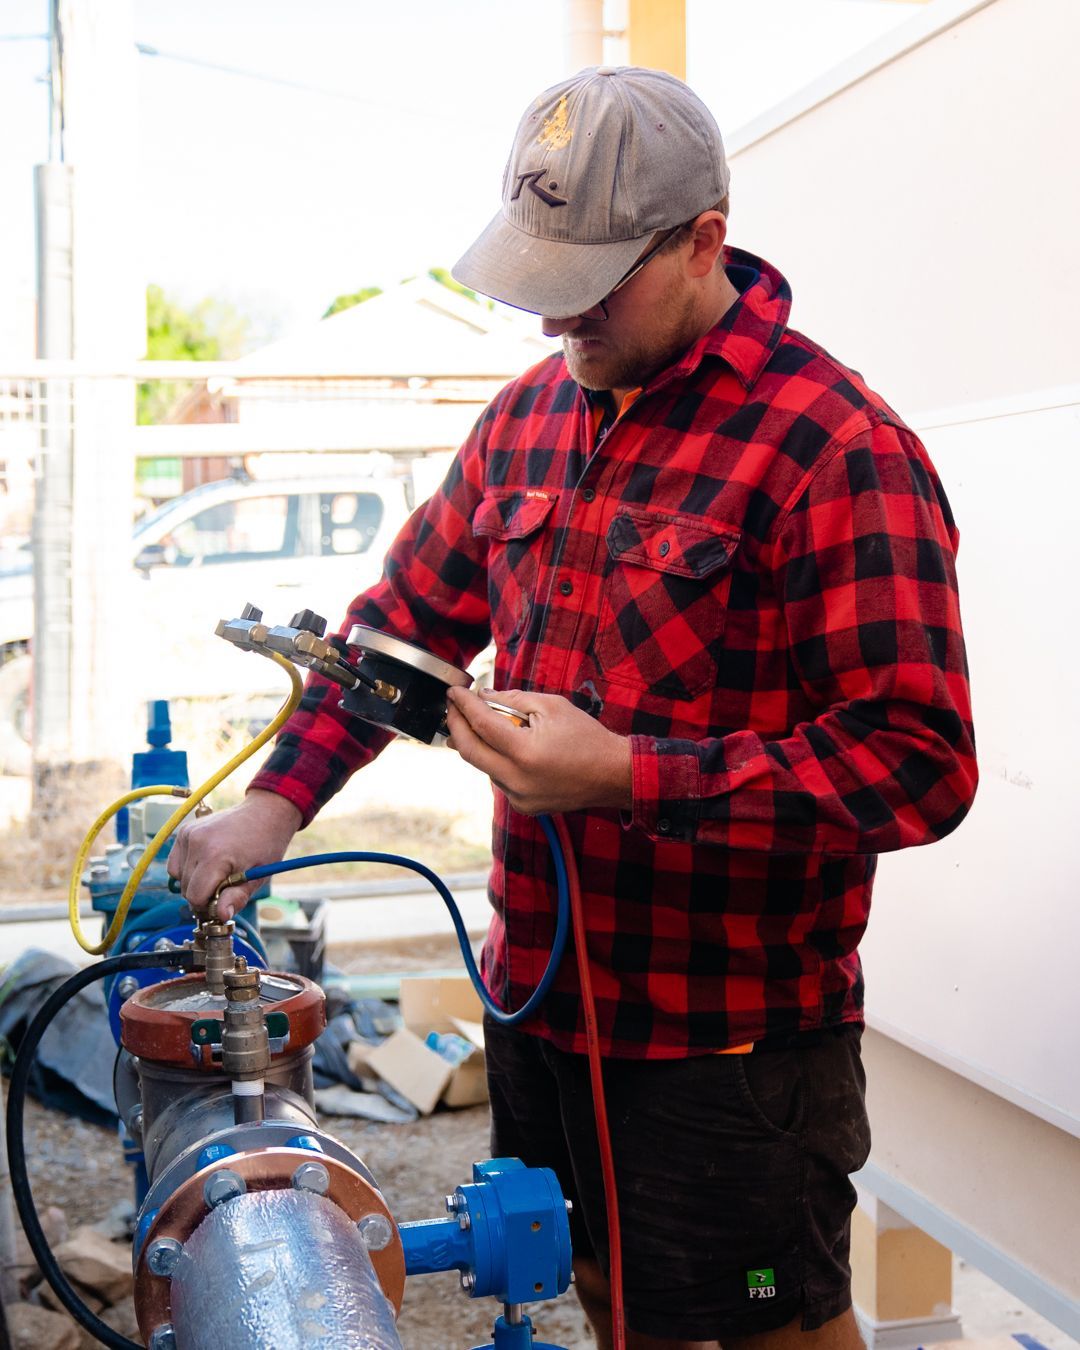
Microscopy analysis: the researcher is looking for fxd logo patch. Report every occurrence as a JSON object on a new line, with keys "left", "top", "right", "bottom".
{"left": 746, "top": 1267, "right": 776, "bottom": 1299}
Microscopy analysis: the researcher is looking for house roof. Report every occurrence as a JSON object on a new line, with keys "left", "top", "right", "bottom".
{"left": 227, "top": 275, "right": 555, "bottom": 381}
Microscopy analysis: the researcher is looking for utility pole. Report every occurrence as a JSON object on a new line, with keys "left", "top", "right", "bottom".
{"left": 33, "top": 0, "right": 140, "bottom": 805}
{"left": 32, "top": 1, "right": 76, "bottom": 784}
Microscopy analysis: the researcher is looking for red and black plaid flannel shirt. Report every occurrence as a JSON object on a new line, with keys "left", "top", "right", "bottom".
{"left": 252, "top": 248, "right": 978, "bottom": 1058}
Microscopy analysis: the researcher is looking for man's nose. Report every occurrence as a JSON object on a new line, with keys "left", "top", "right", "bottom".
{"left": 542, "top": 314, "right": 585, "bottom": 338}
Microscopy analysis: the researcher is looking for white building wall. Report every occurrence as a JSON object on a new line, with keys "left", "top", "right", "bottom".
{"left": 724, "top": 0, "right": 1079, "bottom": 417}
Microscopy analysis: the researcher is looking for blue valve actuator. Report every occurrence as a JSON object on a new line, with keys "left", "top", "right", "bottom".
{"left": 400, "top": 1158, "right": 572, "bottom": 1307}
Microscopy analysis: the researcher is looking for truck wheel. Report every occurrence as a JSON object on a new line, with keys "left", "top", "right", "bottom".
{"left": 0, "top": 652, "right": 32, "bottom": 776}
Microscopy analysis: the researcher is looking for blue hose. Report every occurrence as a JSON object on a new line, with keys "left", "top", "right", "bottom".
{"left": 242, "top": 814, "right": 570, "bottom": 1026}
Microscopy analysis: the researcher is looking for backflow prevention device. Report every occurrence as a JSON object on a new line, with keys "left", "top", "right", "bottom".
{"left": 114, "top": 910, "right": 571, "bottom": 1349}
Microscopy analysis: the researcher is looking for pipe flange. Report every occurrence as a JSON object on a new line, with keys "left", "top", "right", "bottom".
{"left": 138, "top": 1120, "right": 377, "bottom": 1240}
{"left": 133, "top": 1147, "right": 406, "bottom": 1342}
{"left": 120, "top": 971, "right": 325, "bottom": 1067}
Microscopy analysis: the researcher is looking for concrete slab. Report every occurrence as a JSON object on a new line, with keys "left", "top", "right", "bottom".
{"left": 1, "top": 885, "right": 492, "bottom": 967}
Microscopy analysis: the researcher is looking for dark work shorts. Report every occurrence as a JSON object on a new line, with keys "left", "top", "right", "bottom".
{"left": 484, "top": 1016, "right": 871, "bottom": 1340}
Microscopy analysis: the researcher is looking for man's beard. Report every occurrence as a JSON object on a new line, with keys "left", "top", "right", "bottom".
{"left": 561, "top": 284, "right": 701, "bottom": 393}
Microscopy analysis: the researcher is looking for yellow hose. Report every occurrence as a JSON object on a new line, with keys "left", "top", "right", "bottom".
{"left": 68, "top": 652, "right": 304, "bottom": 955}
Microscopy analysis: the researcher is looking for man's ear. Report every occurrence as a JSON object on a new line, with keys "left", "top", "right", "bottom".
{"left": 687, "top": 212, "right": 727, "bottom": 279}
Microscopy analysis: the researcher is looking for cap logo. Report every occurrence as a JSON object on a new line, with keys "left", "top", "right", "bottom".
{"left": 537, "top": 95, "right": 573, "bottom": 151}
{"left": 511, "top": 169, "right": 568, "bottom": 208}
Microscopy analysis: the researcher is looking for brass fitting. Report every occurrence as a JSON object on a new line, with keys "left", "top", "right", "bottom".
{"left": 221, "top": 957, "right": 270, "bottom": 1080}
{"left": 200, "top": 897, "right": 237, "bottom": 997}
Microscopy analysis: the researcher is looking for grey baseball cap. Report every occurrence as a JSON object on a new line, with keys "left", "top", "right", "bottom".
{"left": 452, "top": 65, "right": 730, "bottom": 318}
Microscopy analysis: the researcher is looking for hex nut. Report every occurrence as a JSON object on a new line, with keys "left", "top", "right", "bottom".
{"left": 117, "top": 976, "right": 140, "bottom": 1000}
{"left": 460, "top": 1271, "right": 476, "bottom": 1292}
{"left": 204, "top": 1169, "right": 247, "bottom": 1209}
{"left": 149, "top": 1324, "right": 177, "bottom": 1350}
{"left": 146, "top": 1238, "right": 183, "bottom": 1277}
{"left": 292, "top": 1161, "right": 330, "bottom": 1196}
{"left": 357, "top": 1213, "right": 394, "bottom": 1251}
{"left": 457, "top": 1210, "right": 471, "bottom": 1231}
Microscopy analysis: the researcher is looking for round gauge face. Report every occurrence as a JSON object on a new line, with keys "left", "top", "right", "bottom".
{"left": 345, "top": 625, "right": 471, "bottom": 687}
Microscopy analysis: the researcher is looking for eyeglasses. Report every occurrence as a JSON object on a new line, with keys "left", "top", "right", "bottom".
{"left": 578, "top": 225, "right": 684, "bottom": 322}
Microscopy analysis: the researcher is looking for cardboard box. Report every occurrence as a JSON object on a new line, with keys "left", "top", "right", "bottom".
{"left": 440, "top": 1015, "right": 487, "bottom": 1109}
{"left": 367, "top": 1029, "right": 453, "bottom": 1115}
{"left": 399, "top": 975, "right": 485, "bottom": 1034}
{"left": 371, "top": 976, "right": 488, "bottom": 1113}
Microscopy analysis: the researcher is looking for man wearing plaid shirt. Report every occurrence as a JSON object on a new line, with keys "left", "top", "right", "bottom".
{"left": 172, "top": 67, "right": 977, "bottom": 1348}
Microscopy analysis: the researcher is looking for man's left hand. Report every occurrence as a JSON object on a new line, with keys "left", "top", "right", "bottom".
{"left": 445, "top": 687, "right": 633, "bottom": 816}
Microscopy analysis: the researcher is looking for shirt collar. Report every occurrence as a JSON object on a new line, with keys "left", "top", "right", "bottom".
{"left": 665, "top": 247, "right": 793, "bottom": 392}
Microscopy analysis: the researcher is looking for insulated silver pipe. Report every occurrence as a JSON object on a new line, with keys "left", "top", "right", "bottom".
{"left": 169, "top": 1188, "right": 401, "bottom": 1350}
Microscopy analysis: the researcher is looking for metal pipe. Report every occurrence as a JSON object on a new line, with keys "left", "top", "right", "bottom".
{"left": 133, "top": 1051, "right": 316, "bottom": 1182}
{"left": 169, "top": 1188, "right": 402, "bottom": 1350}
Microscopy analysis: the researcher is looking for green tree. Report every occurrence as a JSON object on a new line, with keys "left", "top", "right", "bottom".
{"left": 426, "top": 267, "right": 487, "bottom": 304}
{"left": 322, "top": 285, "right": 383, "bottom": 318}
{"left": 322, "top": 269, "right": 495, "bottom": 320}
{"left": 139, "top": 286, "right": 251, "bottom": 424}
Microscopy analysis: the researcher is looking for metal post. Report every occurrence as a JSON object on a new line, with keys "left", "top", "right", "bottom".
{"left": 32, "top": 161, "right": 75, "bottom": 777}
{"left": 31, "top": 0, "right": 141, "bottom": 797}
{"left": 564, "top": 0, "right": 604, "bottom": 70}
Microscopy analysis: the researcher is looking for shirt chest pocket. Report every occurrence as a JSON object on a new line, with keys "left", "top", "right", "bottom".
{"left": 594, "top": 508, "right": 741, "bottom": 701}
{"left": 474, "top": 490, "right": 558, "bottom": 647}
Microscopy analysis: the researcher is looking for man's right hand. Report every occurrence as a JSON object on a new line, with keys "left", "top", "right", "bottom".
{"left": 167, "top": 789, "right": 303, "bottom": 921}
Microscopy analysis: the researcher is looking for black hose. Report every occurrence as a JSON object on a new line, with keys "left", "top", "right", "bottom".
{"left": 5, "top": 949, "right": 194, "bottom": 1350}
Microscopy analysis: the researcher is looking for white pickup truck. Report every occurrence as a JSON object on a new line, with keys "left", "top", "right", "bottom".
{"left": 0, "top": 472, "right": 414, "bottom": 772}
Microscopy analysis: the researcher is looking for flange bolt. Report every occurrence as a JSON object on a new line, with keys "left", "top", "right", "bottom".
{"left": 357, "top": 1213, "right": 394, "bottom": 1251}
{"left": 149, "top": 1325, "right": 177, "bottom": 1350}
{"left": 204, "top": 1169, "right": 246, "bottom": 1209}
{"left": 117, "top": 976, "right": 139, "bottom": 1000}
{"left": 146, "top": 1238, "right": 183, "bottom": 1278}
{"left": 292, "top": 1161, "right": 331, "bottom": 1195}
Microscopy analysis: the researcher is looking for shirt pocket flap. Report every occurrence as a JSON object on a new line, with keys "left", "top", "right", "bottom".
{"left": 474, "top": 490, "right": 558, "bottom": 541}
{"left": 606, "top": 508, "right": 741, "bottom": 579}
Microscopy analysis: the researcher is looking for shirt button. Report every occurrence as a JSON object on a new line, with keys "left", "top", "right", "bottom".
{"left": 559, "top": 580, "right": 573, "bottom": 597}
{"left": 582, "top": 488, "right": 596, "bottom": 503}
{"left": 658, "top": 540, "right": 670, "bottom": 557}
{"left": 657, "top": 818, "right": 671, "bottom": 834}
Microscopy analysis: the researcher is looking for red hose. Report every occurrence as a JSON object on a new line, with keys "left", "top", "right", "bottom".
{"left": 552, "top": 814, "right": 626, "bottom": 1350}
